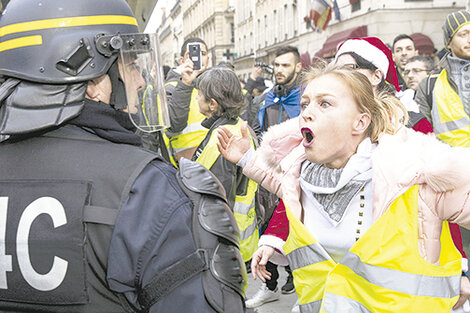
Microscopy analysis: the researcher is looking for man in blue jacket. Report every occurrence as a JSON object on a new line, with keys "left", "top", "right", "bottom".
{"left": 257, "top": 46, "right": 303, "bottom": 132}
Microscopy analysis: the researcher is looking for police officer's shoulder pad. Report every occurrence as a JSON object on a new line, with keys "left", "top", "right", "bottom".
{"left": 178, "top": 158, "right": 227, "bottom": 201}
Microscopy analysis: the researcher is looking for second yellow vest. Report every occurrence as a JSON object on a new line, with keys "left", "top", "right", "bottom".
{"left": 195, "top": 119, "right": 259, "bottom": 262}
{"left": 431, "top": 69, "right": 470, "bottom": 147}
{"left": 283, "top": 185, "right": 461, "bottom": 313}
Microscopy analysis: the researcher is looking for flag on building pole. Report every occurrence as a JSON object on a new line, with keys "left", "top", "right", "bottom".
{"left": 332, "top": 0, "right": 341, "bottom": 22}
{"left": 307, "top": 0, "right": 340, "bottom": 32}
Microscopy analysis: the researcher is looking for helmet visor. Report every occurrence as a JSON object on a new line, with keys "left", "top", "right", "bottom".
{"left": 119, "top": 33, "right": 169, "bottom": 133}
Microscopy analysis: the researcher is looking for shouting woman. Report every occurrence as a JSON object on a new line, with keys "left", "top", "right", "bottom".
{"left": 217, "top": 64, "right": 470, "bottom": 312}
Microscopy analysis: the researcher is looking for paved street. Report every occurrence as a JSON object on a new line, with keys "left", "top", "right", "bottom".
{"left": 245, "top": 267, "right": 298, "bottom": 313}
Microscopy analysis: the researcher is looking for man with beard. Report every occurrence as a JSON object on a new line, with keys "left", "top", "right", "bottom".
{"left": 257, "top": 46, "right": 303, "bottom": 133}
{"left": 246, "top": 45, "right": 302, "bottom": 310}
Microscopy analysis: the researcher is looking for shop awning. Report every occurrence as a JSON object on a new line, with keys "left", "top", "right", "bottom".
{"left": 410, "top": 33, "right": 435, "bottom": 56}
{"left": 314, "top": 25, "right": 368, "bottom": 59}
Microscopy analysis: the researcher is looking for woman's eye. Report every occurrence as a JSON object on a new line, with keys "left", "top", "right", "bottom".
{"left": 320, "top": 101, "right": 331, "bottom": 108}
{"left": 301, "top": 101, "right": 309, "bottom": 109}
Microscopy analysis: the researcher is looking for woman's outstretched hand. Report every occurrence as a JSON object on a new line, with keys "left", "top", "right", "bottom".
{"left": 251, "top": 245, "right": 275, "bottom": 282}
{"left": 217, "top": 121, "right": 252, "bottom": 164}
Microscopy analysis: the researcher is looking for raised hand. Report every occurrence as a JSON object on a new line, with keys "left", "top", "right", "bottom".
{"left": 217, "top": 121, "right": 252, "bottom": 164}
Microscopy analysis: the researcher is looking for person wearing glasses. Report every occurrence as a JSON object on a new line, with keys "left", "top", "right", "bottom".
{"left": 401, "top": 56, "right": 435, "bottom": 113}
{"left": 403, "top": 56, "right": 435, "bottom": 91}
{"left": 334, "top": 37, "right": 401, "bottom": 96}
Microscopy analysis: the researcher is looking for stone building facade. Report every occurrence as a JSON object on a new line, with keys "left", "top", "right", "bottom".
{"left": 181, "top": 0, "right": 236, "bottom": 67}
{"left": 234, "top": 0, "right": 466, "bottom": 80}
{"left": 149, "top": 0, "right": 466, "bottom": 79}
{"left": 157, "top": 1, "right": 184, "bottom": 68}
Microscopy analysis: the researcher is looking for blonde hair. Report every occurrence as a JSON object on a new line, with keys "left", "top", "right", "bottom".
{"left": 302, "top": 62, "right": 408, "bottom": 142}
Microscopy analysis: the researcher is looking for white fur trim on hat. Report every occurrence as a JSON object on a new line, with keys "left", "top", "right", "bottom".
{"left": 335, "top": 39, "right": 389, "bottom": 77}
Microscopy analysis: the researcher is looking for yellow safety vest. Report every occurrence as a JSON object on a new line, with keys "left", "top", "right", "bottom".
{"left": 195, "top": 119, "right": 259, "bottom": 262}
{"left": 283, "top": 185, "right": 461, "bottom": 313}
{"left": 165, "top": 81, "right": 208, "bottom": 153}
{"left": 432, "top": 69, "right": 470, "bottom": 147}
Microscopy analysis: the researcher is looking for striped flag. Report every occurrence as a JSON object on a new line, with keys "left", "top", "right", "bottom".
{"left": 308, "top": 0, "right": 340, "bottom": 32}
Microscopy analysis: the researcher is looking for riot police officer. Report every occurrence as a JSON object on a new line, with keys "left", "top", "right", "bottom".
{"left": 0, "top": 1, "right": 246, "bottom": 312}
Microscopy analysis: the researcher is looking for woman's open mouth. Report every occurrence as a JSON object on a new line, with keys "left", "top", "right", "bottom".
{"left": 301, "top": 127, "right": 315, "bottom": 147}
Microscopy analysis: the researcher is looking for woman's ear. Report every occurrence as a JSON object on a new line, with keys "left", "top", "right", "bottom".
{"left": 209, "top": 98, "right": 219, "bottom": 112}
{"left": 352, "top": 113, "right": 371, "bottom": 136}
{"left": 370, "top": 69, "right": 383, "bottom": 88}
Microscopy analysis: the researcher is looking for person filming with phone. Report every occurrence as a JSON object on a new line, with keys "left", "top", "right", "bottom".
{"left": 164, "top": 38, "right": 212, "bottom": 164}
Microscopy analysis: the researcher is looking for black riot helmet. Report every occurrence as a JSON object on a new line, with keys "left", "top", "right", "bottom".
{"left": 0, "top": 0, "right": 170, "bottom": 134}
{"left": 0, "top": 0, "right": 138, "bottom": 83}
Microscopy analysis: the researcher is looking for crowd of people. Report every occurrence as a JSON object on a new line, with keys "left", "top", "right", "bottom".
{"left": 1, "top": 1, "right": 470, "bottom": 312}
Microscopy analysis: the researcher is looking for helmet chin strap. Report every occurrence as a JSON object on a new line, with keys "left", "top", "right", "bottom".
{"left": 108, "top": 61, "right": 128, "bottom": 111}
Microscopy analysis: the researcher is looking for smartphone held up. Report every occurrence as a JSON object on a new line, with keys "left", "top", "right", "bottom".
{"left": 188, "top": 42, "right": 202, "bottom": 71}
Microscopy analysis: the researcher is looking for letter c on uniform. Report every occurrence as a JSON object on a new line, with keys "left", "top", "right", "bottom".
{"left": 16, "top": 197, "right": 68, "bottom": 291}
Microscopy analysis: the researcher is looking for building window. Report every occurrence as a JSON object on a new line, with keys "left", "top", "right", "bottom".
{"left": 350, "top": 0, "right": 360, "bottom": 12}
{"left": 286, "top": 4, "right": 293, "bottom": 39}
{"left": 293, "top": 2, "right": 298, "bottom": 36}
{"left": 273, "top": 10, "right": 277, "bottom": 44}
{"left": 260, "top": 16, "right": 265, "bottom": 48}
{"left": 244, "top": 0, "right": 250, "bottom": 21}
{"left": 244, "top": 35, "right": 247, "bottom": 55}
{"left": 265, "top": 14, "right": 269, "bottom": 46}
{"left": 231, "top": 23, "right": 235, "bottom": 43}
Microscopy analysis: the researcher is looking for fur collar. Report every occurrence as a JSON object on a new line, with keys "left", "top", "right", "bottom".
{"left": 375, "top": 127, "right": 470, "bottom": 193}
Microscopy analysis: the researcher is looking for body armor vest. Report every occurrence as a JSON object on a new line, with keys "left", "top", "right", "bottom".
{"left": 0, "top": 125, "right": 157, "bottom": 312}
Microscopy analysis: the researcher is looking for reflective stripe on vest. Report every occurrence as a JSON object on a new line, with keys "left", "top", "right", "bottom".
{"left": 431, "top": 69, "right": 470, "bottom": 147}
{"left": 233, "top": 178, "right": 259, "bottom": 262}
{"left": 284, "top": 202, "right": 336, "bottom": 311}
{"left": 322, "top": 293, "right": 371, "bottom": 313}
{"left": 195, "top": 119, "right": 259, "bottom": 262}
{"left": 284, "top": 185, "right": 462, "bottom": 313}
{"left": 165, "top": 82, "right": 208, "bottom": 152}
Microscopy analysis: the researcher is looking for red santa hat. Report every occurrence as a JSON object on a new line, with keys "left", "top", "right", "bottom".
{"left": 335, "top": 37, "right": 401, "bottom": 92}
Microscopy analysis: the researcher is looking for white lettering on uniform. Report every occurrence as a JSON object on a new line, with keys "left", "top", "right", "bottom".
{"left": 17, "top": 197, "right": 68, "bottom": 291}
{"left": 0, "top": 197, "right": 13, "bottom": 289}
